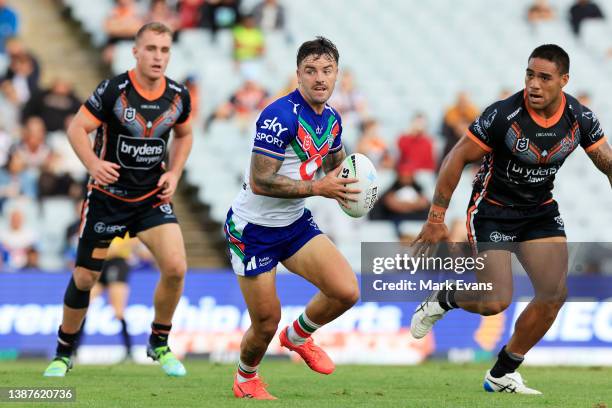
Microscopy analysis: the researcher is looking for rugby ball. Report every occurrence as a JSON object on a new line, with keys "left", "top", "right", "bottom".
{"left": 337, "top": 153, "right": 379, "bottom": 218}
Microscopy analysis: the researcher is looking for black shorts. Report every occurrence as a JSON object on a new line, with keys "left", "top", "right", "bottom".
{"left": 466, "top": 195, "right": 565, "bottom": 249}
{"left": 76, "top": 187, "right": 178, "bottom": 270}
{"left": 99, "top": 257, "right": 130, "bottom": 285}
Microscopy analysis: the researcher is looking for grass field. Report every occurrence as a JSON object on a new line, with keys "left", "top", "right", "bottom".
{"left": 1, "top": 360, "right": 610, "bottom": 407}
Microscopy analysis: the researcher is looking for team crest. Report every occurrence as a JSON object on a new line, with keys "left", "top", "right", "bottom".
{"left": 159, "top": 204, "right": 173, "bottom": 215}
{"left": 515, "top": 138, "right": 530, "bottom": 153}
{"left": 123, "top": 107, "right": 136, "bottom": 122}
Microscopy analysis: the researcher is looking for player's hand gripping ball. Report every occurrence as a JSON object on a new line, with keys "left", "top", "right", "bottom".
{"left": 337, "top": 153, "right": 379, "bottom": 217}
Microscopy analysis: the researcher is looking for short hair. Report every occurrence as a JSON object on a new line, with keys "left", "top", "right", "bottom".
{"left": 135, "top": 22, "right": 173, "bottom": 42}
{"left": 528, "top": 44, "right": 570, "bottom": 75}
{"left": 296, "top": 36, "right": 339, "bottom": 67}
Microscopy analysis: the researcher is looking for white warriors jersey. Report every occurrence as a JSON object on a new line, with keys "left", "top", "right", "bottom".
{"left": 231, "top": 89, "right": 343, "bottom": 227}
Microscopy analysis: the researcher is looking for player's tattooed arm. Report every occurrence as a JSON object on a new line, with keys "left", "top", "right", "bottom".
{"left": 587, "top": 142, "right": 612, "bottom": 188}
{"left": 250, "top": 153, "right": 315, "bottom": 198}
{"left": 322, "top": 147, "right": 346, "bottom": 173}
{"left": 250, "top": 152, "right": 360, "bottom": 202}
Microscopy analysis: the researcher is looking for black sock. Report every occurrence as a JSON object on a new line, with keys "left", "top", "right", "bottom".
{"left": 490, "top": 345, "right": 524, "bottom": 378}
{"left": 119, "top": 318, "right": 132, "bottom": 354}
{"left": 149, "top": 322, "right": 172, "bottom": 349}
{"left": 56, "top": 327, "right": 79, "bottom": 358}
{"left": 73, "top": 318, "right": 86, "bottom": 349}
{"left": 437, "top": 286, "right": 459, "bottom": 311}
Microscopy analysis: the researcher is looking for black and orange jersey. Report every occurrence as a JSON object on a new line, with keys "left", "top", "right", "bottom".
{"left": 467, "top": 90, "right": 607, "bottom": 208}
{"left": 82, "top": 70, "right": 191, "bottom": 198}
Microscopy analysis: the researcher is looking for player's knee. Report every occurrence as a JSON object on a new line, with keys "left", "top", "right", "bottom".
{"left": 334, "top": 285, "right": 360, "bottom": 308}
{"left": 64, "top": 269, "right": 100, "bottom": 309}
{"left": 73, "top": 267, "right": 101, "bottom": 291}
{"left": 480, "top": 301, "right": 510, "bottom": 316}
{"left": 252, "top": 311, "right": 281, "bottom": 341}
{"left": 161, "top": 257, "right": 187, "bottom": 287}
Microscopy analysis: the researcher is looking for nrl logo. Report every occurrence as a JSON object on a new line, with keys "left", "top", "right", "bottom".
{"left": 123, "top": 107, "right": 136, "bottom": 122}
{"left": 515, "top": 138, "right": 530, "bottom": 153}
{"left": 303, "top": 134, "right": 312, "bottom": 150}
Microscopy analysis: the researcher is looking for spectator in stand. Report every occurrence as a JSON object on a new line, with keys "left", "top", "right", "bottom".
{"left": 13, "top": 116, "right": 50, "bottom": 172}
{"left": 200, "top": 0, "right": 240, "bottom": 37}
{"left": 103, "top": 0, "right": 144, "bottom": 64}
{"left": 146, "top": 0, "right": 181, "bottom": 35}
{"left": 0, "top": 0, "right": 18, "bottom": 54}
{"left": 440, "top": 91, "right": 479, "bottom": 164}
{"left": 232, "top": 14, "right": 265, "bottom": 79}
{"left": 205, "top": 79, "right": 268, "bottom": 133}
{"left": 355, "top": 119, "right": 394, "bottom": 170}
{"left": 0, "top": 150, "right": 38, "bottom": 207}
{"left": 0, "top": 126, "right": 11, "bottom": 168}
{"left": 0, "top": 206, "right": 38, "bottom": 270}
{"left": 527, "top": 0, "right": 556, "bottom": 23}
{"left": 252, "top": 0, "right": 286, "bottom": 34}
{"left": 369, "top": 168, "right": 430, "bottom": 236}
{"left": 396, "top": 113, "right": 436, "bottom": 176}
{"left": 2, "top": 38, "right": 39, "bottom": 105}
{"left": 178, "top": 0, "right": 204, "bottom": 30}
{"left": 569, "top": 0, "right": 604, "bottom": 36}
{"left": 22, "top": 78, "right": 80, "bottom": 132}
{"left": 328, "top": 69, "right": 367, "bottom": 125}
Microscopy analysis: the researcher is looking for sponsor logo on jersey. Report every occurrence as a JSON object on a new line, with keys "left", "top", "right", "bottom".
{"left": 141, "top": 104, "right": 160, "bottom": 110}
{"left": 536, "top": 132, "right": 557, "bottom": 137}
{"left": 117, "top": 134, "right": 166, "bottom": 170}
{"left": 489, "top": 231, "right": 516, "bottom": 242}
{"left": 255, "top": 132, "right": 284, "bottom": 148}
{"left": 506, "top": 107, "right": 522, "bottom": 121}
{"left": 123, "top": 107, "right": 136, "bottom": 122}
{"left": 288, "top": 100, "right": 300, "bottom": 114}
{"left": 515, "top": 138, "right": 530, "bottom": 152}
{"left": 509, "top": 162, "right": 559, "bottom": 183}
{"left": 89, "top": 80, "right": 109, "bottom": 111}
{"left": 168, "top": 82, "right": 183, "bottom": 93}
{"left": 94, "top": 222, "right": 126, "bottom": 235}
{"left": 261, "top": 117, "right": 288, "bottom": 137}
{"left": 555, "top": 216, "right": 564, "bottom": 228}
{"left": 483, "top": 109, "right": 497, "bottom": 129}
{"left": 472, "top": 120, "right": 488, "bottom": 142}
{"left": 246, "top": 256, "right": 257, "bottom": 271}
{"left": 582, "top": 111, "right": 595, "bottom": 120}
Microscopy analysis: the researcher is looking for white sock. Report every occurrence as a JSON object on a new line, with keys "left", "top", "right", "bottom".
{"left": 287, "top": 312, "right": 322, "bottom": 345}
{"left": 236, "top": 359, "right": 258, "bottom": 383}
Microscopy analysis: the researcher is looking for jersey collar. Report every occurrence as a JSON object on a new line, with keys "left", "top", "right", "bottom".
{"left": 523, "top": 89, "right": 566, "bottom": 128}
{"left": 128, "top": 69, "right": 167, "bottom": 101}
{"left": 292, "top": 88, "right": 328, "bottom": 117}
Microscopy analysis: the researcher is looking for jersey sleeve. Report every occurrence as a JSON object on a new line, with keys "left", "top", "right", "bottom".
{"left": 175, "top": 85, "right": 192, "bottom": 125}
{"left": 251, "top": 107, "right": 294, "bottom": 161}
{"left": 82, "top": 79, "right": 113, "bottom": 124}
{"left": 578, "top": 107, "right": 607, "bottom": 153}
{"left": 329, "top": 113, "right": 343, "bottom": 153}
{"left": 466, "top": 103, "right": 501, "bottom": 153}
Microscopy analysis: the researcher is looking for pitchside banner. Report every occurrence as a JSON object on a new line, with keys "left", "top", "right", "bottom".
{"left": 1, "top": 268, "right": 612, "bottom": 365}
